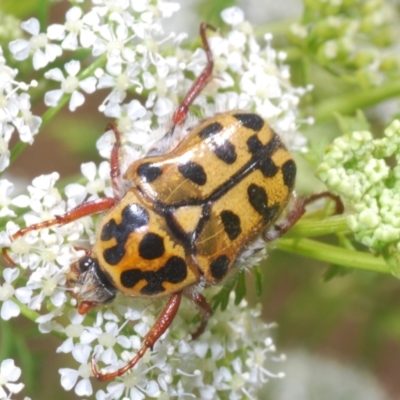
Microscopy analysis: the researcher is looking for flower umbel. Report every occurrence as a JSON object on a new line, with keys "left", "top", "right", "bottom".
{"left": 317, "top": 117, "right": 400, "bottom": 276}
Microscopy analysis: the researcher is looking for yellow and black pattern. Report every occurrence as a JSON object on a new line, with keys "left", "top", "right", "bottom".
{"left": 94, "top": 112, "right": 296, "bottom": 296}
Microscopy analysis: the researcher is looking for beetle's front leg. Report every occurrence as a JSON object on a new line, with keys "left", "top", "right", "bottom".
{"left": 2, "top": 197, "right": 116, "bottom": 265}
{"left": 92, "top": 292, "right": 182, "bottom": 381}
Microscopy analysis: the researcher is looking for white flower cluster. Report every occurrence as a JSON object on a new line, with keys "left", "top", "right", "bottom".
{"left": 317, "top": 119, "right": 400, "bottom": 250}
{"left": 0, "top": 46, "right": 41, "bottom": 171}
{"left": 57, "top": 294, "right": 284, "bottom": 399}
{"left": 0, "top": 359, "right": 26, "bottom": 399}
{"left": 0, "top": 0, "right": 308, "bottom": 398}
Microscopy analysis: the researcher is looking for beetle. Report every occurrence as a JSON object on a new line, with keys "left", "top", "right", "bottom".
{"left": 3, "top": 23, "right": 341, "bottom": 381}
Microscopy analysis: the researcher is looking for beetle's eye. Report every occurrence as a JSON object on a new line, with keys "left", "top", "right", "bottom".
{"left": 78, "top": 256, "right": 94, "bottom": 273}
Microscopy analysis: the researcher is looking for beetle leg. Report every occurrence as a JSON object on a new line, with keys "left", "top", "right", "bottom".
{"left": 186, "top": 291, "right": 213, "bottom": 340}
{"left": 3, "top": 197, "right": 116, "bottom": 264}
{"left": 92, "top": 292, "right": 182, "bottom": 381}
{"left": 170, "top": 23, "right": 216, "bottom": 129}
{"left": 106, "top": 122, "right": 125, "bottom": 199}
{"left": 146, "top": 23, "right": 216, "bottom": 157}
{"left": 263, "top": 192, "right": 343, "bottom": 241}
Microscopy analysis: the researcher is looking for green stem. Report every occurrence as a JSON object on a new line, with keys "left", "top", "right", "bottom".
{"left": 9, "top": 54, "right": 107, "bottom": 164}
{"left": 286, "top": 214, "right": 350, "bottom": 237}
{"left": 277, "top": 238, "right": 390, "bottom": 275}
{"left": 314, "top": 77, "right": 400, "bottom": 121}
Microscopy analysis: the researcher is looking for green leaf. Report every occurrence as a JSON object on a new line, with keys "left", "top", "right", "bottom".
{"left": 323, "top": 264, "right": 351, "bottom": 282}
{"left": 253, "top": 264, "right": 263, "bottom": 297}
{"left": 234, "top": 270, "right": 247, "bottom": 305}
{"left": 211, "top": 276, "right": 236, "bottom": 311}
{"left": 335, "top": 110, "right": 371, "bottom": 135}
{"left": 382, "top": 245, "right": 400, "bottom": 279}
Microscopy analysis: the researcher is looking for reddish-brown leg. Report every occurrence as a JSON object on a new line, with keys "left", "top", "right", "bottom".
{"left": 92, "top": 292, "right": 182, "bottom": 381}
{"left": 264, "top": 192, "right": 343, "bottom": 241}
{"left": 106, "top": 122, "right": 124, "bottom": 198}
{"left": 12, "top": 198, "right": 116, "bottom": 241}
{"left": 170, "top": 23, "right": 216, "bottom": 130}
{"left": 3, "top": 197, "right": 116, "bottom": 265}
{"left": 186, "top": 291, "right": 213, "bottom": 340}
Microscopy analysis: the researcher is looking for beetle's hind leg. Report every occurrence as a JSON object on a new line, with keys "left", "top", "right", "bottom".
{"left": 186, "top": 291, "right": 213, "bottom": 340}
{"left": 147, "top": 23, "right": 217, "bottom": 157}
{"left": 263, "top": 192, "right": 344, "bottom": 242}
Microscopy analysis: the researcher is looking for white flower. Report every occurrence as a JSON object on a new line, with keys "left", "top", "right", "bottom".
{"left": 0, "top": 46, "right": 41, "bottom": 170}
{"left": 0, "top": 179, "right": 30, "bottom": 218}
{"left": 8, "top": 93, "right": 41, "bottom": 144}
{"left": 0, "top": 359, "right": 24, "bottom": 399}
{"left": 59, "top": 344, "right": 93, "bottom": 397}
{"left": 221, "top": 6, "right": 245, "bottom": 26}
{"left": 44, "top": 60, "right": 97, "bottom": 111}
{"left": 47, "top": 6, "right": 98, "bottom": 50}
{"left": 25, "top": 263, "right": 67, "bottom": 310}
{"left": 9, "top": 17, "right": 62, "bottom": 70}
{"left": 0, "top": 268, "right": 21, "bottom": 320}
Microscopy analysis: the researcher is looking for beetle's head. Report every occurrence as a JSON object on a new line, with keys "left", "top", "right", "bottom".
{"left": 67, "top": 255, "right": 117, "bottom": 314}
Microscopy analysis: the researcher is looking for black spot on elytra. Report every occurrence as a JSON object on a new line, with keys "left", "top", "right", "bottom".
{"left": 281, "top": 159, "right": 296, "bottom": 190}
{"left": 234, "top": 113, "right": 264, "bottom": 131}
{"left": 138, "top": 232, "right": 165, "bottom": 260}
{"left": 120, "top": 256, "right": 187, "bottom": 295}
{"left": 247, "top": 135, "right": 279, "bottom": 177}
{"left": 247, "top": 135, "right": 263, "bottom": 155}
{"left": 101, "top": 204, "right": 149, "bottom": 265}
{"left": 258, "top": 158, "right": 279, "bottom": 177}
{"left": 210, "top": 255, "right": 230, "bottom": 280}
{"left": 137, "top": 162, "right": 162, "bottom": 183}
{"left": 214, "top": 141, "right": 237, "bottom": 164}
{"left": 220, "top": 210, "right": 242, "bottom": 240}
{"left": 198, "top": 122, "right": 224, "bottom": 138}
{"left": 178, "top": 162, "right": 207, "bottom": 186}
{"left": 247, "top": 183, "right": 280, "bottom": 223}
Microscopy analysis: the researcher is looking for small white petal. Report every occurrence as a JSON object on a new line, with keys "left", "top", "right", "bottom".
{"left": 66, "top": 6, "right": 83, "bottom": 21}
{"left": 59, "top": 368, "right": 79, "bottom": 390}
{"left": 8, "top": 39, "right": 30, "bottom": 61}
{"left": 62, "top": 32, "right": 78, "bottom": 51}
{"left": 32, "top": 48, "right": 48, "bottom": 70}
{"left": 14, "top": 287, "right": 32, "bottom": 304}
{"left": 81, "top": 162, "right": 96, "bottom": 180}
{"left": 153, "top": 97, "right": 174, "bottom": 117}
{"left": 45, "top": 44, "right": 62, "bottom": 62}
{"left": 47, "top": 24, "right": 66, "bottom": 40}
{"left": 221, "top": 6, "right": 245, "bottom": 25}
{"left": 11, "top": 195, "right": 30, "bottom": 208}
{"left": 1, "top": 359, "right": 19, "bottom": 378}
{"left": 44, "top": 89, "right": 64, "bottom": 107}
{"left": 80, "top": 28, "right": 96, "bottom": 48}
{"left": 75, "top": 378, "right": 93, "bottom": 397}
{"left": 1, "top": 300, "right": 20, "bottom": 320}
{"left": 57, "top": 338, "right": 74, "bottom": 353}
{"left": 79, "top": 76, "right": 97, "bottom": 94}
{"left": 65, "top": 183, "right": 86, "bottom": 205}
{"left": 44, "top": 67, "right": 64, "bottom": 81}
{"left": 21, "top": 18, "right": 40, "bottom": 35}
{"left": 4, "top": 267, "right": 19, "bottom": 283}
{"left": 64, "top": 59, "right": 80, "bottom": 76}
{"left": 69, "top": 90, "right": 85, "bottom": 111}
{"left": 5, "top": 382, "right": 24, "bottom": 394}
